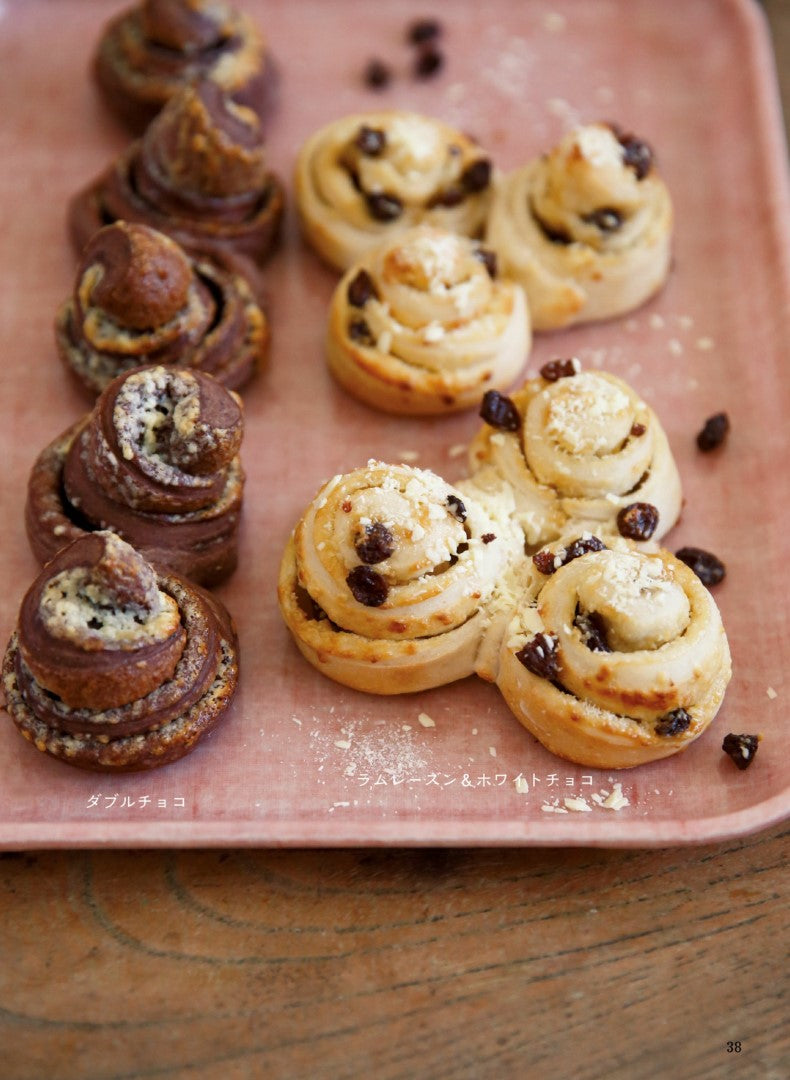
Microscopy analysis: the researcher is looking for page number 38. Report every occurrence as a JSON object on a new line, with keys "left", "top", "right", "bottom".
{"left": 726, "top": 1041, "right": 742, "bottom": 1053}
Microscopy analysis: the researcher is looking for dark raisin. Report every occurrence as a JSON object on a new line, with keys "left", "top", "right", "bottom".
{"left": 347, "top": 565, "right": 389, "bottom": 606}
{"left": 532, "top": 550, "right": 556, "bottom": 575}
{"left": 455, "top": 541, "right": 469, "bottom": 555}
{"left": 366, "top": 192, "right": 403, "bottom": 221}
{"left": 582, "top": 207, "right": 623, "bottom": 232}
{"left": 675, "top": 547, "right": 726, "bottom": 586}
{"left": 414, "top": 47, "right": 444, "bottom": 79}
{"left": 446, "top": 494, "right": 467, "bottom": 522}
{"left": 355, "top": 125, "right": 387, "bottom": 156}
{"left": 461, "top": 159, "right": 492, "bottom": 193}
{"left": 87, "top": 617, "right": 104, "bottom": 630}
{"left": 481, "top": 533, "right": 496, "bottom": 544}
{"left": 722, "top": 733, "right": 760, "bottom": 771}
{"left": 617, "top": 502, "right": 659, "bottom": 541}
{"left": 561, "top": 536, "right": 607, "bottom": 564}
{"left": 654, "top": 708, "right": 692, "bottom": 737}
{"left": 347, "top": 269, "right": 378, "bottom": 307}
{"left": 354, "top": 522, "right": 395, "bottom": 564}
{"left": 473, "top": 247, "right": 497, "bottom": 278}
{"left": 363, "top": 59, "right": 392, "bottom": 90}
{"left": 536, "top": 217, "right": 571, "bottom": 244}
{"left": 515, "top": 633, "right": 560, "bottom": 680}
{"left": 348, "top": 318, "right": 374, "bottom": 345}
{"left": 696, "top": 412, "right": 730, "bottom": 452}
{"left": 407, "top": 18, "right": 441, "bottom": 44}
{"left": 427, "top": 186, "right": 465, "bottom": 208}
{"left": 630, "top": 422, "right": 646, "bottom": 437}
{"left": 341, "top": 500, "right": 352, "bottom": 513}
{"left": 574, "top": 610, "right": 611, "bottom": 653}
{"left": 480, "top": 389, "right": 520, "bottom": 431}
{"left": 540, "top": 358, "right": 579, "bottom": 382}
{"left": 618, "top": 133, "right": 653, "bottom": 180}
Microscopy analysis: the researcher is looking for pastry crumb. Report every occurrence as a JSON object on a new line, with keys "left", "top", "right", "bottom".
{"left": 766, "top": 686, "right": 778, "bottom": 700}
{"left": 695, "top": 336, "right": 714, "bottom": 351}
{"left": 334, "top": 739, "right": 352, "bottom": 750}
{"left": 514, "top": 776, "right": 529, "bottom": 794}
{"left": 417, "top": 711, "right": 435, "bottom": 728}
{"left": 563, "top": 796, "right": 593, "bottom": 812}
{"left": 488, "top": 745, "right": 497, "bottom": 757}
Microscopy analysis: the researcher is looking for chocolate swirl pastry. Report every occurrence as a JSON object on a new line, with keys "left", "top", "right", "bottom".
{"left": 467, "top": 365, "right": 681, "bottom": 549}
{"left": 2, "top": 532, "right": 239, "bottom": 771}
{"left": 56, "top": 222, "right": 268, "bottom": 396}
{"left": 494, "top": 537, "right": 731, "bottom": 769}
{"left": 295, "top": 111, "right": 494, "bottom": 271}
{"left": 94, "top": 0, "right": 275, "bottom": 134}
{"left": 486, "top": 123, "right": 673, "bottom": 329}
{"left": 68, "top": 79, "right": 285, "bottom": 287}
{"left": 278, "top": 461, "right": 521, "bottom": 694}
{"left": 326, "top": 226, "right": 530, "bottom": 414}
{"left": 25, "top": 366, "right": 244, "bottom": 586}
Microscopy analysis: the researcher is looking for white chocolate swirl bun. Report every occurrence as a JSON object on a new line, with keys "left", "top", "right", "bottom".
{"left": 326, "top": 227, "right": 530, "bottom": 414}
{"left": 295, "top": 111, "right": 494, "bottom": 271}
{"left": 467, "top": 366, "right": 681, "bottom": 548}
{"left": 278, "top": 461, "right": 521, "bottom": 694}
{"left": 486, "top": 123, "right": 673, "bottom": 329}
{"left": 495, "top": 537, "right": 732, "bottom": 768}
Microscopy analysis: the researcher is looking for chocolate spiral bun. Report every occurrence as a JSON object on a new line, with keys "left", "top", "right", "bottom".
{"left": 69, "top": 79, "right": 285, "bottom": 285}
{"left": 56, "top": 222, "right": 268, "bottom": 395}
{"left": 26, "top": 366, "right": 245, "bottom": 586}
{"left": 2, "top": 532, "right": 239, "bottom": 771}
{"left": 94, "top": 0, "right": 276, "bottom": 133}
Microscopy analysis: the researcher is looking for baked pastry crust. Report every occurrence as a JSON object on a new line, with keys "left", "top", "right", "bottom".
{"left": 295, "top": 111, "right": 494, "bottom": 271}
{"left": 56, "top": 222, "right": 268, "bottom": 396}
{"left": 278, "top": 461, "right": 521, "bottom": 694}
{"left": 326, "top": 226, "right": 530, "bottom": 414}
{"left": 494, "top": 536, "right": 731, "bottom": 769}
{"left": 467, "top": 366, "right": 682, "bottom": 548}
{"left": 486, "top": 123, "right": 673, "bottom": 329}
{"left": 94, "top": 0, "right": 275, "bottom": 133}
{"left": 2, "top": 532, "right": 238, "bottom": 772}
{"left": 25, "top": 366, "right": 245, "bottom": 587}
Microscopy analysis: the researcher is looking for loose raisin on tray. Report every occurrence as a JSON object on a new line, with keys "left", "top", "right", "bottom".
{"left": 480, "top": 389, "right": 520, "bottom": 431}
{"left": 722, "top": 733, "right": 760, "bottom": 770}
{"left": 696, "top": 412, "right": 730, "bottom": 452}
{"left": 515, "top": 633, "right": 560, "bottom": 680}
{"left": 366, "top": 192, "right": 403, "bottom": 221}
{"left": 540, "top": 358, "right": 579, "bottom": 381}
{"left": 617, "top": 502, "right": 659, "bottom": 541}
{"left": 355, "top": 522, "right": 395, "bottom": 564}
{"left": 347, "top": 565, "right": 389, "bottom": 606}
{"left": 574, "top": 610, "right": 611, "bottom": 653}
{"left": 414, "top": 47, "right": 444, "bottom": 79}
{"left": 473, "top": 247, "right": 497, "bottom": 278}
{"left": 347, "top": 269, "right": 378, "bottom": 307}
{"left": 407, "top": 18, "right": 442, "bottom": 44}
{"left": 675, "top": 546, "right": 726, "bottom": 586}
{"left": 446, "top": 494, "right": 467, "bottom": 522}
{"left": 363, "top": 59, "right": 392, "bottom": 90}
{"left": 654, "top": 708, "right": 692, "bottom": 737}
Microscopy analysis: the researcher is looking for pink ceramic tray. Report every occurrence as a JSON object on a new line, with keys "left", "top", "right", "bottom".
{"left": 0, "top": 0, "right": 788, "bottom": 848}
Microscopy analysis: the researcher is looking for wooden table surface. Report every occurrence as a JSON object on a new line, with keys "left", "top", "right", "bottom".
{"left": 2, "top": 3, "right": 789, "bottom": 1078}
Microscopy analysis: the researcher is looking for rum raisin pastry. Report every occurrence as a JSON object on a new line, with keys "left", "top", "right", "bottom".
{"left": 56, "top": 222, "right": 268, "bottom": 396}
{"left": 486, "top": 123, "right": 673, "bottom": 330}
{"left": 326, "top": 226, "right": 530, "bottom": 414}
{"left": 467, "top": 363, "right": 681, "bottom": 548}
{"left": 295, "top": 111, "right": 494, "bottom": 272}
{"left": 94, "top": 0, "right": 275, "bottom": 134}
{"left": 26, "top": 366, "right": 244, "bottom": 586}
{"left": 278, "top": 461, "right": 521, "bottom": 694}
{"left": 69, "top": 79, "right": 284, "bottom": 287}
{"left": 2, "top": 532, "right": 239, "bottom": 771}
{"left": 494, "top": 536, "right": 732, "bottom": 769}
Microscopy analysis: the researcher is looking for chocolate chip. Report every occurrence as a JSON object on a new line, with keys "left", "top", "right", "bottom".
{"left": 574, "top": 610, "right": 611, "bottom": 653}
{"left": 354, "top": 522, "right": 395, "bottom": 564}
{"left": 540, "top": 358, "right": 579, "bottom": 382}
{"left": 630, "top": 422, "right": 646, "bottom": 437}
{"left": 481, "top": 533, "right": 496, "bottom": 544}
{"left": 407, "top": 18, "right": 442, "bottom": 44}
{"left": 515, "top": 633, "right": 560, "bottom": 680}
{"left": 696, "top": 412, "right": 730, "bottom": 452}
{"left": 355, "top": 125, "right": 387, "bottom": 156}
{"left": 347, "top": 269, "right": 378, "bottom": 307}
{"left": 655, "top": 708, "right": 692, "bottom": 737}
{"left": 617, "top": 132, "right": 654, "bottom": 180}
{"left": 532, "top": 550, "right": 556, "bottom": 575}
{"left": 446, "top": 494, "right": 467, "bottom": 522}
{"left": 364, "top": 59, "right": 392, "bottom": 90}
{"left": 582, "top": 207, "right": 623, "bottom": 232}
{"left": 461, "top": 159, "right": 492, "bottom": 193}
{"left": 561, "top": 536, "right": 607, "bottom": 565}
{"left": 480, "top": 389, "right": 520, "bottom": 431}
{"left": 414, "top": 46, "right": 444, "bottom": 79}
{"left": 617, "top": 502, "right": 659, "bottom": 541}
{"left": 722, "top": 733, "right": 760, "bottom": 770}
{"left": 347, "top": 565, "right": 389, "bottom": 606}
{"left": 675, "top": 546, "right": 726, "bottom": 586}
{"left": 366, "top": 192, "right": 403, "bottom": 221}
{"left": 348, "top": 318, "right": 374, "bottom": 345}
{"left": 473, "top": 247, "right": 497, "bottom": 278}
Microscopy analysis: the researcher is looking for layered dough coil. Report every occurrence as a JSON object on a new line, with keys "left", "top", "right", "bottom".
{"left": 93, "top": 0, "right": 274, "bottom": 133}
{"left": 295, "top": 111, "right": 494, "bottom": 271}
{"left": 468, "top": 367, "right": 682, "bottom": 549}
{"left": 3, "top": 532, "right": 238, "bottom": 771}
{"left": 326, "top": 226, "right": 530, "bottom": 414}
{"left": 494, "top": 536, "right": 732, "bottom": 768}
{"left": 278, "top": 461, "right": 521, "bottom": 694}
{"left": 486, "top": 123, "right": 673, "bottom": 329}
{"left": 56, "top": 222, "right": 268, "bottom": 395}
